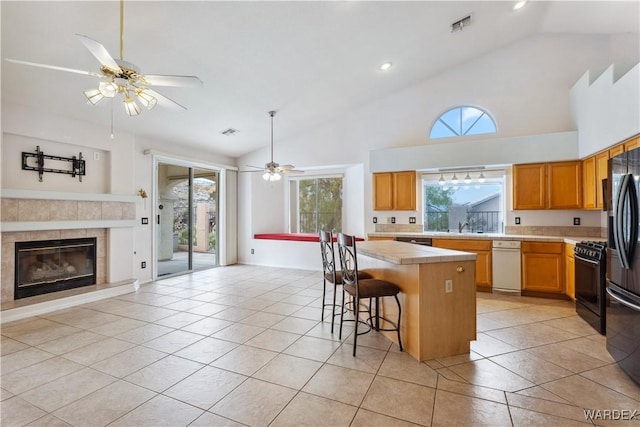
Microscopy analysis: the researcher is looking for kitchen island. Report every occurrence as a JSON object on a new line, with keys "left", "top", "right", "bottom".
{"left": 355, "top": 240, "right": 477, "bottom": 361}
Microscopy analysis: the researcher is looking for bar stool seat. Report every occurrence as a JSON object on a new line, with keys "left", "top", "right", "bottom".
{"left": 337, "top": 232, "right": 403, "bottom": 356}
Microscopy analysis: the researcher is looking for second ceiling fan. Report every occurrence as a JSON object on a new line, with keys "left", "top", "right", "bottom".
{"left": 246, "top": 111, "right": 303, "bottom": 181}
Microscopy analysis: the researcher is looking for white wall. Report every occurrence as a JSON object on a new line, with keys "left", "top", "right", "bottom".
{"left": 1, "top": 103, "right": 239, "bottom": 284}
{"left": 238, "top": 33, "right": 632, "bottom": 250}
{"left": 571, "top": 63, "right": 640, "bottom": 158}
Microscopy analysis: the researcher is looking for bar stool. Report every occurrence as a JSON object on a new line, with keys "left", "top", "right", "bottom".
{"left": 336, "top": 232, "right": 403, "bottom": 356}
{"left": 319, "top": 230, "right": 371, "bottom": 333}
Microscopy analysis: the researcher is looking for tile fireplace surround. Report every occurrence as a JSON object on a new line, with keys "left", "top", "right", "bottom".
{"left": 1, "top": 192, "right": 137, "bottom": 306}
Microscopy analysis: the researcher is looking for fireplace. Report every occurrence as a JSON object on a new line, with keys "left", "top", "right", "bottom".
{"left": 14, "top": 238, "right": 97, "bottom": 299}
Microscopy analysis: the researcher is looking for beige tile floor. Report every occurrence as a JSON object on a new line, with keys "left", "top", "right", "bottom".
{"left": 2, "top": 265, "right": 639, "bottom": 426}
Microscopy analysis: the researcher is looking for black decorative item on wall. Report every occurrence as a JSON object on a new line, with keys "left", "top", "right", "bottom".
{"left": 22, "top": 146, "right": 85, "bottom": 182}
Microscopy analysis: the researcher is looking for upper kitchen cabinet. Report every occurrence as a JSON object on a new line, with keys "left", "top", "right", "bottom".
{"left": 513, "top": 163, "right": 546, "bottom": 210}
{"left": 513, "top": 161, "right": 582, "bottom": 210}
{"left": 624, "top": 135, "right": 640, "bottom": 151}
{"left": 548, "top": 161, "right": 582, "bottom": 209}
{"left": 595, "top": 151, "right": 609, "bottom": 209}
{"left": 373, "top": 171, "right": 417, "bottom": 211}
{"left": 582, "top": 156, "right": 597, "bottom": 210}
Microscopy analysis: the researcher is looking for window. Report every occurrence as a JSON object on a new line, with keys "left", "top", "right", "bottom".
{"left": 430, "top": 106, "right": 496, "bottom": 139}
{"left": 423, "top": 171, "right": 505, "bottom": 233}
{"left": 292, "top": 176, "right": 343, "bottom": 233}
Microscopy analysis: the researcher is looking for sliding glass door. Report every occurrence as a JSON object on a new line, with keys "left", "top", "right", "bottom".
{"left": 156, "top": 162, "right": 219, "bottom": 277}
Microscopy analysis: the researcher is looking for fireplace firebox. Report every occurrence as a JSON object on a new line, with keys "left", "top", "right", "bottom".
{"left": 14, "top": 238, "right": 97, "bottom": 299}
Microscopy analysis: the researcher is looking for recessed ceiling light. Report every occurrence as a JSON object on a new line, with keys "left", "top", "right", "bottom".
{"left": 379, "top": 62, "right": 392, "bottom": 71}
{"left": 513, "top": 1, "right": 527, "bottom": 10}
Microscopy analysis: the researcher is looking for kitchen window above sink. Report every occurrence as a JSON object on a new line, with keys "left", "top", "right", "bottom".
{"left": 422, "top": 169, "right": 506, "bottom": 233}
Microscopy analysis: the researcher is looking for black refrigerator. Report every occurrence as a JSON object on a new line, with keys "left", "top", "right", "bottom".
{"left": 607, "top": 146, "right": 640, "bottom": 385}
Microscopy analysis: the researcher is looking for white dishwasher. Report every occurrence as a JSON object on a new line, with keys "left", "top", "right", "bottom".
{"left": 492, "top": 240, "right": 522, "bottom": 294}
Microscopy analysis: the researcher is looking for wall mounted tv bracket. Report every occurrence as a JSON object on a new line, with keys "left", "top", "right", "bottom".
{"left": 22, "top": 146, "right": 85, "bottom": 182}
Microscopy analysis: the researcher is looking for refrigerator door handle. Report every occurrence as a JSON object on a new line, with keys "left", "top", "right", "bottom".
{"left": 614, "top": 173, "right": 638, "bottom": 270}
{"left": 607, "top": 286, "right": 640, "bottom": 311}
{"left": 614, "top": 174, "right": 630, "bottom": 269}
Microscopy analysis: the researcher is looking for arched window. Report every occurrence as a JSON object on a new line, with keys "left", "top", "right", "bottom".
{"left": 430, "top": 106, "right": 496, "bottom": 139}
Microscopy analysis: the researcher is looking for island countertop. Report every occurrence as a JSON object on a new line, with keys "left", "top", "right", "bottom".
{"left": 357, "top": 240, "right": 476, "bottom": 265}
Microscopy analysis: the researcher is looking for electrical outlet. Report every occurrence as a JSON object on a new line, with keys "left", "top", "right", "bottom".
{"left": 141, "top": 217, "right": 149, "bottom": 225}
{"left": 141, "top": 261, "right": 146, "bottom": 269}
{"left": 445, "top": 279, "right": 453, "bottom": 293}
{"left": 573, "top": 217, "right": 581, "bottom": 226}
{"left": 409, "top": 217, "right": 416, "bottom": 224}
{"left": 515, "top": 217, "right": 521, "bottom": 225}
{"left": 373, "top": 216, "right": 377, "bottom": 224}
{"left": 391, "top": 217, "right": 396, "bottom": 224}
{"left": 251, "top": 249, "right": 255, "bottom": 255}
{"left": 93, "top": 152, "right": 100, "bottom": 161}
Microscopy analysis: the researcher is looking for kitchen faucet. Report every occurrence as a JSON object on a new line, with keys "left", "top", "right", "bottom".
{"left": 458, "top": 221, "right": 469, "bottom": 233}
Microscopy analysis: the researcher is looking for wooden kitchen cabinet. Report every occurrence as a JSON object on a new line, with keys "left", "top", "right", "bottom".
{"left": 582, "top": 156, "right": 597, "bottom": 210}
{"left": 373, "top": 171, "right": 416, "bottom": 211}
{"left": 595, "top": 151, "right": 609, "bottom": 209}
{"left": 624, "top": 136, "right": 640, "bottom": 151}
{"left": 513, "top": 161, "right": 582, "bottom": 210}
{"left": 548, "top": 161, "right": 582, "bottom": 209}
{"left": 513, "top": 163, "right": 546, "bottom": 210}
{"left": 432, "top": 239, "right": 492, "bottom": 292}
{"left": 565, "top": 243, "right": 575, "bottom": 300}
{"left": 609, "top": 144, "right": 625, "bottom": 158}
{"left": 522, "top": 241, "right": 564, "bottom": 295}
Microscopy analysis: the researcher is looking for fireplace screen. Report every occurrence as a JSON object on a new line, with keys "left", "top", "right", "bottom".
{"left": 15, "top": 238, "right": 97, "bottom": 299}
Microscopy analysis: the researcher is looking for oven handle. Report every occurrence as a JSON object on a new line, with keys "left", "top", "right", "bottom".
{"left": 574, "top": 253, "right": 601, "bottom": 265}
{"left": 607, "top": 287, "right": 640, "bottom": 311}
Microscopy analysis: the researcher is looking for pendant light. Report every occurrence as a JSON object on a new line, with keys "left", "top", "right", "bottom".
{"left": 438, "top": 174, "right": 445, "bottom": 186}
{"left": 451, "top": 173, "right": 459, "bottom": 185}
{"left": 464, "top": 173, "right": 472, "bottom": 184}
{"left": 478, "top": 172, "right": 486, "bottom": 183}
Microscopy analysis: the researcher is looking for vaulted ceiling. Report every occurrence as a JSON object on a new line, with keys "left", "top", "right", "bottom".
{"left": 2, "top": 1, "right": 638, "bottom": 158}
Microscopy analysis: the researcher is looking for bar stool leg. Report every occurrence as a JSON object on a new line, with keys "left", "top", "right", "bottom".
{"left": 330, "top": 282, "right": 338, "bottom": 333}
{"left": 353, "top": 295, "right": 359, "bottom": 357}
{"left": 395, "top": 294, "right": 403, "bottom": 352}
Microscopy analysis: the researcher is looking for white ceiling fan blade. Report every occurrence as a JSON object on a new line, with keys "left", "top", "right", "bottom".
{"left": 280, "top": 169, "right": 304, "bottom": 174}
{"left": 4, "top": 58, "right": 102, "bottom": 77}
{"left": 76, "top": 34, "right": 121, "bottom": 72}
{"left": 279, "top": 164, "right": 295, "bottom": 170}
{"left": 245, "top": 165, "right": 265, "bottom": 169}
{"left": 144, "top": 88, "right": 187, "bottom": 112}
{"left": 143, "top": 74, "right": 203, "bottom": 88}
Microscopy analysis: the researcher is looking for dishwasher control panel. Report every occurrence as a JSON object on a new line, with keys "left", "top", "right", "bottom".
{"left": 492, "top": 240, "right": 521, "bottom": 249}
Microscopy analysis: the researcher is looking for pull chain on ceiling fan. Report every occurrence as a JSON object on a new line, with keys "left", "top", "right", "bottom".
{"left": 5, "top": 0, "right": 203, "bottom": 118}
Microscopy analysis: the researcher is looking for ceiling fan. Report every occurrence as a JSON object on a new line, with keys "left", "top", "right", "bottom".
{"left": 245, "top": 111, "right": 303, "bottom": 181}
{"left": 4, "top": 0, "right": 202, "bottom": 116}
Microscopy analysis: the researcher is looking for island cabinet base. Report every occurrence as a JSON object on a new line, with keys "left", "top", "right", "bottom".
{"left": 358, "top": 255, "right": 477, "bottom": 361}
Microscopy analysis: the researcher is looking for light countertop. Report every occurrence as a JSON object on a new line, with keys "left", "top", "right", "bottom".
{"left": 367, "top": 232, "right": 606, "bottom": 246}
{"left": 357, "top": 240, "right": 477, "bottom": 265}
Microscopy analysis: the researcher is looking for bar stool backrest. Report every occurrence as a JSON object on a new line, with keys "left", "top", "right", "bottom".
{"left": 319, "top": 229, "right": 337, "bottom": 283}
{"left": 337, "top": 232, "right": 359, "bottom": 291}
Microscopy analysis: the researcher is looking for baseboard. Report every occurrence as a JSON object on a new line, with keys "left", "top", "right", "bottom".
{"left": 0, "top": 279, "right": 138, "bottom": 324}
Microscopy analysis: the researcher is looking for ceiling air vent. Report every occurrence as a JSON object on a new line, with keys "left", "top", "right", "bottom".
{"left": 451, "top": 14, "right": 472, "bottom": 32}
{"left": 221, "top": 128, "right": 239, "bottom": 136}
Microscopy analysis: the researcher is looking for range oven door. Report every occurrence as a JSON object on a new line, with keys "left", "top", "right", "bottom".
{"left": 606, "top": 282, "right": 640, "bottom": 385}
{"left": 575, "top": 252, "right": 605, "bottom": 334}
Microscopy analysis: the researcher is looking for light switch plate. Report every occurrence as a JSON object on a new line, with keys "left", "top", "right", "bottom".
{"left": 409, "top": 217, "right": 416, "bottom": 224}
{"left": 515, "top": 217, "right": 521, "bottom": 225}
{"left": 573, "top": 217, "right": 581, "bottom": 226}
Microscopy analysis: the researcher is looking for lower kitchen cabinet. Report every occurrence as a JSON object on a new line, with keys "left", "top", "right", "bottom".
{"left": 367, "top": 236, "right": 395, "bottom": 241}
{"left": 432, "top": 239, "right": 492, "bottom": 292}
{"left": 565, "top": 243, "right": 575, "bottom": 300}
{"left": 522, "top": 241, "right": 564, "bottom": 295}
